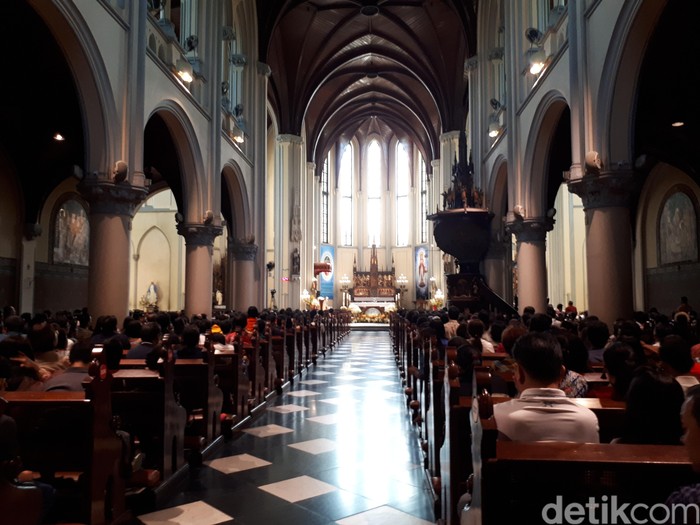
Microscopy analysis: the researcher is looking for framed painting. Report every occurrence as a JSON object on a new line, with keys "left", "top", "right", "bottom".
{"left": 53, "top": 197, "right": 89, "bottom": 266}
{"left": 658, "top": 188, "right": 698, "bottom": 265}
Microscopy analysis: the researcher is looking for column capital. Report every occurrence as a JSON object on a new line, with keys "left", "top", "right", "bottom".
{"left": 257, "top": 61, "right": 272, "bottom": 77}
{"left": 277, "top": 134, "right": 303, "bottom": 145}
{"left": 465, "top": 56, "right": 479, "bottom": 71}
{"left": 79, "top": 179, "right": 148, "bottom": 216}
{"left": 568, "top": 171, "right": 637, "bottom": 209}
{"left": 505, "top": 217, "right": 554, "bottom": 243}
{"left": 177, "top": 223, "right": 223, "bottom": 246}
{"left": 439, "top": 130, "right": 461, "bottom": 143}
{"left": 230, "top": 241, "right": 258, "bottom": 261}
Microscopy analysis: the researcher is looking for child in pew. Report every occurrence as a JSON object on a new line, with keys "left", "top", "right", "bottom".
{"left": 665, "top": 384, "right": 700, "bottom": 523}
{"left": 493, "top": 332, "right": 600, "bottom": 443}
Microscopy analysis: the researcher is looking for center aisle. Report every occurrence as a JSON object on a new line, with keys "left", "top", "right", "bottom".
{"left": 137, "top": 329, "right": 435, "bottom": 525}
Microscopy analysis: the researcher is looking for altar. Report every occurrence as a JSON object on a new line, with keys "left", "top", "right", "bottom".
{"left": 349, "top": 245, "right": 396, "bottom": 322}
{"left": 350, "top": 244, "right": 396, "bottom": 304}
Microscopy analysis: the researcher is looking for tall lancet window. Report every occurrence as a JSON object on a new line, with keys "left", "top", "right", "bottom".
{"left": 339, "top": 144, "right": 353, "bottom": 246}
{"left": 396, "top": 142, "right": 410, "bottom": 246}
{"left": 320, "top": 152, "right": 330, "bottom": 244}
{"left": 419, "top": 152, "right": 428, "bottom": 244}
{"left": 367, "top": 140, "right": 382, "bottom": 246}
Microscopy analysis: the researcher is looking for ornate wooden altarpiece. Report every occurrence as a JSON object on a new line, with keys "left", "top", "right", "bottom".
{"left": 351, "top": 244, "right": 396, "bottom": 302}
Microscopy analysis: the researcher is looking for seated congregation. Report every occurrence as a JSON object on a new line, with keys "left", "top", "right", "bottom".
{"left": 0, "top": 305, "right": 349, "bottom": 524}
{"left": 391, "top": 301, "right": 700, "bottom": 525}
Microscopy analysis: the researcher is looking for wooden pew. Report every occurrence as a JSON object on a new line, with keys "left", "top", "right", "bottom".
{"left": 270, "top": 332, "right": 287, "bottom": 395}
{"left": 0, "top": 374, "right": 128, "bottom": 525}
{"left": 439, "top": 366, "right": 506, "bottom": 525}
{"left": 464, "top": 390, "right": 694, "bottom": 525}
{"left": 244, "top": 337, "right": 266, "bottom": 411}
{"left": 214, "top": 344, "right": 251, "bottom": 423}
{"left": 310, "top": 319, "right": 319, "bottom": 365}
{"left": 172, "top": 355, "right": 224, "bottom": 452}
{"left": 112, "top": 355, "right": 187, "bottom": 482}
{"left": 285, "top": 327, "right": 296, "bottom": 385}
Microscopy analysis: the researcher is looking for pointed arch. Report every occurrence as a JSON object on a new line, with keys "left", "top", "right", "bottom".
{"left": 148, "top": 100, "right": 205, "bottom": 223}
{"left": 221, "top": 161, "right": 252, "bottom": 239}
{"left": 28, "top": 0, "right": 117, "bottom": 174}
{"left": 522, "top": 91, "right": 570, "bottom": 218}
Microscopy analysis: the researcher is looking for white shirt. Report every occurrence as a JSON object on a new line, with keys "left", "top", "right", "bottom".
{"left": 493, "top": 388, "right": 599, "bottom": 443}
{"left": 481, "top": 338, "right": 495, "bottom": 353}
{"left": 676, "top": 375, "right": 700, "bottom": 395}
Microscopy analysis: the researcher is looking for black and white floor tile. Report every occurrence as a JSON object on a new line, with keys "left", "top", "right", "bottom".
{"left": 137, "top": 330, "right": 435, "bottom": 525}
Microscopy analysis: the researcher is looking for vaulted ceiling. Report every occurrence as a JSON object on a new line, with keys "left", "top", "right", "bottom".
{"left": 257, "top": 0, "right": 477, "bottom": 172}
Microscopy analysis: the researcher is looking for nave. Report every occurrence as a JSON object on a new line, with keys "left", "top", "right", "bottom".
{"left": 137, "top": 330, "right": 435, "bottom": 525}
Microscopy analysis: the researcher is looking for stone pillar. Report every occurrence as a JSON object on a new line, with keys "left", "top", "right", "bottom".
{"left": 19, "top": 224, "right": 42, "bottom": 314}
{"left": 275, "top": 134, "right": 303, "bottom": 309}
{"left": 225, "top": 236, "right": 236, "bottom": 312}
{"left": 80, "top": 179, "right": 147, "bottom": 322}
{"left": 506, "top": 218, "right": 553, "bottom": 314}
{"left": 230, "top": 241, "right": 258, "bottom": 312}
{"left": 483, "top": 232, "right": 507, "bottom": 299}
{"left": 568, "top": 172, "right": 635, "bottom": 326}
{"left": 177, "top": 223, "right": 223, "bottom": 317}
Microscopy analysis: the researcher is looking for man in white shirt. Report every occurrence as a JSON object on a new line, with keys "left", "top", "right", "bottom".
{"left": 493, "top": 332, "right": 599, "bottom": 443}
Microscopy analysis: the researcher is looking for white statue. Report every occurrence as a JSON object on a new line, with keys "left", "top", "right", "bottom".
{"left": 146, "top": 281, "right": 158, "bottom": 305}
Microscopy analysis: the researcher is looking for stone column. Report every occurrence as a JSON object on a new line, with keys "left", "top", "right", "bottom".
{"left": 80, "top": 178, "right": 147, "bottom": 322}
{"left": 230, "top": 241, "right": 258, "bottom": 312}
{"left": 506, "top": 218, "right": 553, "bottom": 314}
{"left": 177, "top": 223, "right": 223, "bottom": 317}
{"left": 18, "top": 224, "right": 42, "bottom": 314}
{"left": 483, "top": 231, "right": 507, "bottom": 299}
{"left": 568, "top": 171, "right": 635, "bottom": 326}
{"left": 275, "top": 134, "right": 303, "bottom": 309}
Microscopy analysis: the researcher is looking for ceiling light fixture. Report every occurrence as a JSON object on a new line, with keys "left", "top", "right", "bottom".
{"left": 360, "top": 5, "right": 380, "bottom": 16}
{"left": 53, "top": 133, "right": 65, "bottom": 141}
{"left": 671, "top": 121, "right": 685, "bottom": 127}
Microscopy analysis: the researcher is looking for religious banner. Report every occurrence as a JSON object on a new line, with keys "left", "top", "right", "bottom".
{"left": 415, "top": 246, "right": 429, "bottom": 300}
{"left": 319, "top": 245, "right": 335, "bottom": 299}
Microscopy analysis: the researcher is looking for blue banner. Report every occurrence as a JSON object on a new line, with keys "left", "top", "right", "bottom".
{"left": 415, "top": 246, "right": 429, "bottom": 300}
{"left": 319, "top": 245, "right": 335, "bottom": 300}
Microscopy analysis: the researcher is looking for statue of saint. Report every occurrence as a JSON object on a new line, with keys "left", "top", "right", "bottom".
{"left": 146, "top": 281, "right": 158, "bottom": 305}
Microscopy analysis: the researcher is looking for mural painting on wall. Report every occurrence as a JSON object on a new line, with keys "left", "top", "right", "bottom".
{"left": 660, "top": 190, "right": 698, "bottom": 265}
{"left": 415, "top": 246, "right": 429, "bottom": 300}
{"left": 53, "top": 198, "right": 89, "bottom": 266}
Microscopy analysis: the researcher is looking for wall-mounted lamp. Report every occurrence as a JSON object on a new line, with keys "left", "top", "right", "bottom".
{"left": 231, "top": 128, "right": 244, "bottom": 144}
{"left": 488, "top": 117, "right": 501, "bottom": 138}
{"left": 525, "top": 28, "right": 546, "bottom": 75}
{"left": 176, "top": 59, "right": 194, "bottom": 83}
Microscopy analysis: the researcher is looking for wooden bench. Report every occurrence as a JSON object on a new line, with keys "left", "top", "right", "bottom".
{"left": 111, "top": 360, "right": 187, "bottom": 482}
{"left": 172, "top": 356, "right": 224, "bottom": 452}
{"left": 0, "top": 373, "right": 128, "bottom": 525}
{"left": 464, "top": 391, "right": 694, "bottom": 525}
{"left": 439, "top": 366, "right": 507, "bottom": 525}
{"left": 214, "top": 345, "right": 251, "bottom": 422}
